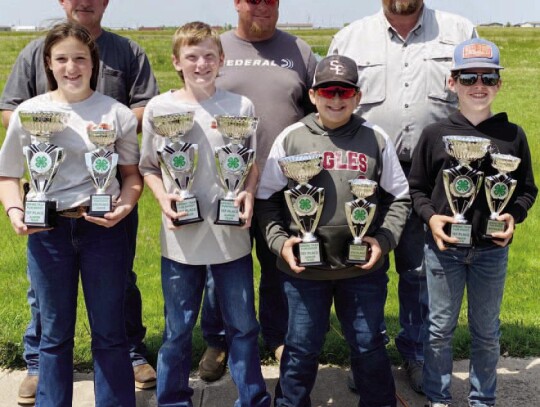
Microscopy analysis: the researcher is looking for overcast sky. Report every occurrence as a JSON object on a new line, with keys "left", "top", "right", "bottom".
{"left": 1, "top": 1, "right": 539, "bottom": 28}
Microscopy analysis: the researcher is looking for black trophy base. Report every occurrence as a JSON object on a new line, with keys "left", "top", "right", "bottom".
{"left": 444, "top": 222, "right": 472, "bottom": 248}
{"left": 88, "top": 194, "right": 113, "bottom": 217}
{"left": 295, "top": 241, "right": 324, "bottom": 267}
{"left": 24, "top": 200, "right": 57, "bottom": 228}
{"left": 173, "top": 198, "right": 204, "bottom": 226}
{"left": 346, "top": 242, "right": 371, "bottom": 264}
{"left": 215, "top": 199, "right": 243, "bottom": 226}
{"left": 481, "top": 218, "right": 506, "bottom": 241}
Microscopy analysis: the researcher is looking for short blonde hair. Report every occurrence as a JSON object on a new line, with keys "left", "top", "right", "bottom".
{"left": 172, "top": 21, "right": 223, "bottom": 81}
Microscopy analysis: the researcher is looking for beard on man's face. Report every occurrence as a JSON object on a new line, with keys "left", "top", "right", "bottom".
{"left": 385, "top": 0, "right": 423, "bottom": 15}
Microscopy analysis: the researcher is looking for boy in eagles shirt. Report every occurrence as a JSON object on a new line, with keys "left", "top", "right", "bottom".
{"left": 256, "top": 55, "right": 410, "bottom": 407}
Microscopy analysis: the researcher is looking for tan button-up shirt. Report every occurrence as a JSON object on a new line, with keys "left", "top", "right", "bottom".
{"left": 329, "top": 6, "right": 476, "bottom": 163}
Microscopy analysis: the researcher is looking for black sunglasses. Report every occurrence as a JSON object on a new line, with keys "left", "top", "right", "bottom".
{"left": 455, "top": 72, "right": 500, "bottom": 87}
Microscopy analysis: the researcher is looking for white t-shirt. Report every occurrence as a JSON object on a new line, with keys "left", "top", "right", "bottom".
{"left": 139, "top": 88, "right": 256, "bottom": 265}
{"left": 0, "top": 92, "right": 139, "bottom": 211}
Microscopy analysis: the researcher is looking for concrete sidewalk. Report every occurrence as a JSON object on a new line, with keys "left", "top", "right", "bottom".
{"left": 1, "top": 358, "right": 539, "bottom": 406}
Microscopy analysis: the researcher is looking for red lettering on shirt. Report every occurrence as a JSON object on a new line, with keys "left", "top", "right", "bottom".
{"left": 322, "top": 150, "right": 368, "bottom": 173}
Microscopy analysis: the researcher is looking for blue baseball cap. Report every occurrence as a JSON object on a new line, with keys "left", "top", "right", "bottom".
{"left": 451, "top": 38, "right": 504, "bottom": 72}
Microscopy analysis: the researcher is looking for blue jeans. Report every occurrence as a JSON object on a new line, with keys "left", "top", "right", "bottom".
{"left": 423, "top": 235, "right": 508, "bottom": 406}
{"left": 201, "top": 221, "right": 287, "bottom": 351}
{"left": 275, "top": 265, "right": 396, "bottom": 407}
{"left": 27, "top": 217, "right": 134, "bottom": 407}
{"left": 394, "top": 163, "right": 429, "bottom": 362}
{"left": 23, "top": 207, "right": 149, "bottom": 373}
{"left": 158, "top": 255, "right": 271, "bottom": 407}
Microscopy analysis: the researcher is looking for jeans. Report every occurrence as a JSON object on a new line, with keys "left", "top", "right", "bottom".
{"left": 394, "top": 162, "right": 429, "bottom": 362}
{"left": 423, "top": 235, "right": 508, "bottom": 406}
{"left": 201, "top": 220, "right": 288, "bottom": 351}
{"left": 157, "top": 255, "right": 271, "bottom": 407}
{"left": 393, "top": 208, "right": 428, "bottom": 362}
{"left": 201, "top": 268, "right": 227, "bottom": 350}
{"left": 23, "top": 207, "right": 149, "bottom": 373}
{"left": 275, "top": 264, "right": 396, "bottom": 407}
{"left": 27, "top": 217, "right": 134, "bottom": 407}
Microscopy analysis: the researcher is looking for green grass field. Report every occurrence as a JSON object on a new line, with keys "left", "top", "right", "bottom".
{"left": 0, "top": 27, "right": 539, "bottom": 370}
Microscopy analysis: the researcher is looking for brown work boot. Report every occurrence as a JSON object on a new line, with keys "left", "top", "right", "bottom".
{"left": 198, "top": 347, "right": 227, "bottom": 382}
{"left": 133, "top": 363, "right": 157, "bottom": 389}
{"left": 18, "top": 374, "right": 38, "bottom": 405}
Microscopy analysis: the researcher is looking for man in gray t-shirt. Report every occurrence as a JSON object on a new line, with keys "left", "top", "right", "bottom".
{"left": 0, "top": 0, "right": 159, "bottom": 402}
{"left": 196, "top": 0, "right": 317, "bottom": 383}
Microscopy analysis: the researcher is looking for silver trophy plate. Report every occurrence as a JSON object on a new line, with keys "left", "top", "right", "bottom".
{"left": 278, "top": 153, "right": 324, "bottom": 186}
{"left": 215, "top": 115, "right": 258, "bottom": 144}
{"left": 214, "top": 116, "right": 258, "bottom": 225}
{"left": 20, "top": 111, "right": 69, "bottom": 227}
{"left": 345, "top": 179, "right": 378, "bottom": 263}
{"left": 152, "top": 112, "right": 203, "bottom": 225}
{"left": 443, "top": 135, "right": 491, "bottom": 166}
{"left": 279, "top": 153, "right": 325, "bottom": 266}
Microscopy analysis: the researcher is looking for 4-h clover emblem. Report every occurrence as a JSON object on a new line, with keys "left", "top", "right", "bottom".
{"left": 452, "top": 176, "right": 474, "bottom": 197}
{"left": 294, "top": 194, "right": 317, "bottom": 215}
{"left": 352, "top": 207, "right": 368, "bottom": 224}
{"left": 491, "top": 182, "right": 509, "bottom": 200}
{"left": 171, "top": 152, "right": 189, "bottom": 170}
{"left": 224, "top": 153, "right": 245, "bottom": 173}
{"left": 30, "top": 152, "right": 52, "bottom": 173}
{"left": 93, "top": 157, "right": 110, "bottom": 174}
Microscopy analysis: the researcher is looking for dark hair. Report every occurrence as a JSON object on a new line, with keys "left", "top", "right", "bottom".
{"left": 43, "top": 21, "right": 100, "bottom": 91}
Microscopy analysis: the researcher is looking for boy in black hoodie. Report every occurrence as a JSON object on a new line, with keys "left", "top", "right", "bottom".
{"left": 408, "top": 38, "right": 537, "bottom": 407}
{"left": 256, "top": 55, "right": 410, "bottom": 407}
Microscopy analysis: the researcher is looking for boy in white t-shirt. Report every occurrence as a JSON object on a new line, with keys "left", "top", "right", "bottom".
{"left": 138, "top": 21, "right": 270, "bottom": 407}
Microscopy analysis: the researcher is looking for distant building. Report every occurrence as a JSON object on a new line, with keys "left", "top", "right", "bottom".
{"left": 479, "top": 22, "right": 504, "bottom": 27}
{"left": 277, "top": 23, "right": 314, "bottom": 30}
{"left": 0, "top": 26, "right": 11, "bottom": 32}
{"left": 12, "top": 25, "right": 38, "bottom": 32}
{"left": 520, "top": 22, "right": 540, "bottom": 28}
{"left": 138, "top": 26, "right": 164, "bottom": 31}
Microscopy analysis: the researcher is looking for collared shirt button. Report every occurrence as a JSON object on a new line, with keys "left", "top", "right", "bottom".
{"left": 405, "top": 104, "right": 409, "bottom": 108}
{"left": 404, "top": 62, "right": 409, "bottom": 67}
{"left": 405, "top": 125, "right": 410, "bottom": 131}
{"left": 405, "top": 82, "right": 409, "bottom": 87}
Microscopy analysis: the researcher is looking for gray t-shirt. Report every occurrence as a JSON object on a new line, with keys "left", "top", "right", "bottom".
{"left": 216, "top": 29, "right": 317, "bottom": 173}
{"left": 139, "top": 89, "right": 255, "bottom": 265}
{"left": 0, "top": 30, "right": 158, "bottom": 111}
{"left": 0, "top": 92, "right": 139, "bottom": 211}
{"left": 329, "top": 6, "right": 476, "bottom": 163}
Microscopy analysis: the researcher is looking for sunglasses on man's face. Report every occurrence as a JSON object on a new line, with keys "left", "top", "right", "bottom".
{"left": 246, "top": 0, "right": 279, "bottom": 5}
{"left": 315, "top": 86, "right": 358, "bottom": 99}
{"left": 455, "top": 72, "right": 500, "bottom": 87}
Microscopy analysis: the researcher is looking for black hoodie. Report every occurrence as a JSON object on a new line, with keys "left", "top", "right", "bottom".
{"left": 409, "top": 111, "right": 537, "bottom": 247}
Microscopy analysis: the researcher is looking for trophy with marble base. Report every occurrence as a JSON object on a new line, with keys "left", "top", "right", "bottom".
{"left": 20, "top": 111, "right": 68, "bottom": 228}
{"left": 85, "top": 124, "right": 118, "bottom": 217}
{"left": 152, "top": 112, "right": 202, "bottom": 226}
{"left": 482, "top": 153, "right": 521, "bottom": 239}
{"left": 345, "top": 179, "right": 377, "bottom": 264}
{"left": 214, "top": 115, "right": 257, "bottom": 226}
{"left": 279, "top": 153, "right": 325, "bottom": 266}
{"left": 442, "top": 135, "right": 491, "bottom": 247}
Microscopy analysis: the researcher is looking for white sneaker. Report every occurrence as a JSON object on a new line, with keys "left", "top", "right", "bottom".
{"left": 430, "top": 403, "right": 450, "bottom": 407}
